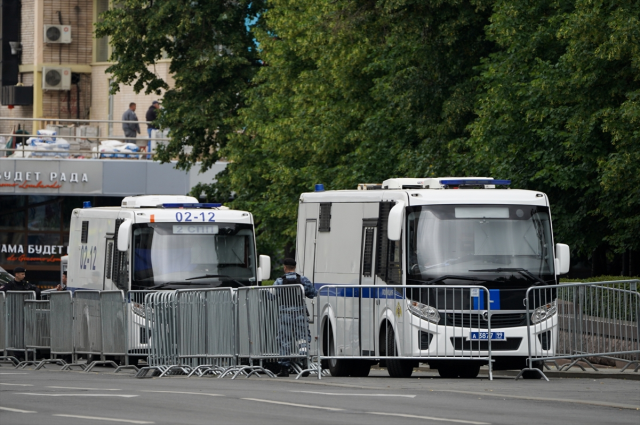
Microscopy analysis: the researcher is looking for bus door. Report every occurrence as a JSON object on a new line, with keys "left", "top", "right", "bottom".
{"left": 359, "top": 219, "right": 378, "bottom": 357}
{"left": 302, "top": 220, "right": 318, "bottom": 352}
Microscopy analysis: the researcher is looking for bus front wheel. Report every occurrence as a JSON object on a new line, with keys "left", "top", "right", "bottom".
{"left": 385, "top": 325, "right": 414, "bottom": 378}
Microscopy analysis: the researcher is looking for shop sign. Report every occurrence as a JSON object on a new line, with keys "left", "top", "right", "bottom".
{"left": 0, "top": 171, "right": 89, "bottom": 189}
{"left": 1, "top": 244, "right": 67, "bottom": 263}
{"left": 0, "top": 160, "right": 103, "bottom": 195}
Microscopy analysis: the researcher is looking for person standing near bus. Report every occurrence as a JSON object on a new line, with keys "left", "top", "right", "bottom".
{"left": 56, "top": 271, "right": 67, "bottom": 291}
{"left": 273, "top": 258, "right": 317, "bottom": 377}
{"left": 0, "top": 267, "right": 41, "bottom": 299}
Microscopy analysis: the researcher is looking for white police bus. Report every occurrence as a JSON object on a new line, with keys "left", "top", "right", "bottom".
{"left": 296, "top": 178, "right": 569, "bottom": 378}
{"left": 67, "top": 195, "right": 270, "bottom": 292}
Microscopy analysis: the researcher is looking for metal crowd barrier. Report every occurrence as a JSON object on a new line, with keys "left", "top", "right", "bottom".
{"left": 64, "top": 290, "right": 122, "bottom": 371}
{"left": 177, "top": 288, "right": 237, "bottom": 377}
{"left": 4, "top": 292, "right": 35, "bottom": 360}
{"left": 17, "top": 300, "right": 51, "bottom": 367}
{"left": 123, "top": 290, "right": 155, "bottom": 369}
{"left": 88, "top": 291, "right": 127, "bottom": 372}
{"left": 0, "top": 292, "right": 5, "bottom": 355}
{"left": 230, "top": 285, "right": 311, "bottom": 379}
{"left": 517, "top": 280, "right": 640, "bottom": 380}
{"left": 36, "top": 291, "right": 74, "bottom": 370}
{"left": 139, "top": 291, "right": 179, "bottom": 377}
{"left": 315, "top": 285, "right": 495, "bottom": 380}
{"left": 0, "top": 292, "right": 20, "bottom": 366}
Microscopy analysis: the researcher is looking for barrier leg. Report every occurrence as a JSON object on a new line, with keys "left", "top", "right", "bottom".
{"left": 515, "top": 358, "right": 549, "bottom": 381}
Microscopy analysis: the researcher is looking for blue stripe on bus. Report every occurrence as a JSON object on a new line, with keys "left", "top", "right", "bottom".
{"left": 314, "top": 283, "right": 404, "bottom": 300}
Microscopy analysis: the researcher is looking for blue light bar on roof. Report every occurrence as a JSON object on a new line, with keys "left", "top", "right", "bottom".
{"left": 439, "top": 179, "right": 511, "bottom": 186}
{"left": 161, "top": 203, "right": 222, "bottom": 208}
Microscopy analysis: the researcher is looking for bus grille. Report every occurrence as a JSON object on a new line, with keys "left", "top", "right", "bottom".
{"left": 445, "top": 313, "right": 527, "bottom": 329}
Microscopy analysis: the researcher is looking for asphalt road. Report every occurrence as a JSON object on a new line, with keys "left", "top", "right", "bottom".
{"left": 0, "top": 367, "right": 638, "bottom": 425}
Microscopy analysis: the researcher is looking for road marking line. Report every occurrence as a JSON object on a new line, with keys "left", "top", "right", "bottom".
{"left": 48, "top": 386, "right": 121, "bottom": 391}
{"left": 0, "top": 383, "right": 33, "bottom": 386}
{"left": 368, "top": 412, "right": 491, "bottom": 425}
{"left": 16, "top": 393, "right": 138, "bottom": 398}
{"left": 0, "top": 373, "right": 28, "bottom": 374}
{"left": 53, "top": 414, "right": 154, "bottom": 424}
{"left": 141, "top": 391, "right": 223, "bottom": 397}
{"left": 0, "top": 406, "right": 36, "bottom": 413}
{"left": 242, "top": 398, "right": 345, "bottom": 411}
{"left": 295, "top": 391, "right": 415, "bottom": 398}
{"left": 433, "top": 390, "right": 640, "bottom": 411}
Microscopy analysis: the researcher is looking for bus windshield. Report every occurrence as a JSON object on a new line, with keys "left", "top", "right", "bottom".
{"left": 407, "top": 204, "right": 555, "bottom": 285}
{"left": 131, "top": 222, "right": 257, "bottom": 289}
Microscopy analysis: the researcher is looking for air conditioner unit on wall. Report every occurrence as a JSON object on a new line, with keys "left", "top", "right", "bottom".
{"left": 42, "top": 67, "right": 72, "bottom": 90}
{"left": 44, "top": 25, "right": 72, "bottom": 43}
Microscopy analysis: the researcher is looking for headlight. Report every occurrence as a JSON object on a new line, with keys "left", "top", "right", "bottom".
{"left": 408, "top": 301, "right": 440, "bottom": 324}
{"left": 531, "top": 301, "right": 557, "bottom": 324}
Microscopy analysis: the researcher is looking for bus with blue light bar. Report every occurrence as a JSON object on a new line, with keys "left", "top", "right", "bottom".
{"left": 67, "top": 195, "right": 270, "bottom": 292}
{"left": 296, "top": 177, "right": 570, "bottom": 378}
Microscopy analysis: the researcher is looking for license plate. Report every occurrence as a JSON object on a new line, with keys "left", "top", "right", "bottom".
{"left": 468, "top": 331, "right": 506, "bottom": 341}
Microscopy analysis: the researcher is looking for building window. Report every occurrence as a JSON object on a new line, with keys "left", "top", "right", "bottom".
{"left": 95, "top": 0, "right": 110, "bottom": 62}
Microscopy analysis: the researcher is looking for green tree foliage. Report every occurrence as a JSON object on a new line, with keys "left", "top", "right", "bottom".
{"left": 94, "top": 0, "right": 263, "bottom": 172}
{"left": 94, "top": 0, "right": 639, "bottom": 269}
{"left": 222, "top": 0, "right": 494, "bottom": 252}
{"left": 469, "top": 0, "right": 640, "bottom": 257}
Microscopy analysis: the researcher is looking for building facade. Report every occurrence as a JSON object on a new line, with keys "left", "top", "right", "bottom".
{"left": 0, "top": 2, "right": 226, "bottom": 288}
{"left": 1, "top": 0, "right": 172, "bottom": 139}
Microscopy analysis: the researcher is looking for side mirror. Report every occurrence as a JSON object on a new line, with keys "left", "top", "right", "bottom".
{"left": 258, "top": 255, "right": 271, "bottom": 282}
{"left": 555, "top": 243, "right": 570, "bottom": 275}
{"left": 387, "top": 201, "right": 405, "bottom": 241}
{"left": 117, "top": 219, "right": 132, "bottom": 252}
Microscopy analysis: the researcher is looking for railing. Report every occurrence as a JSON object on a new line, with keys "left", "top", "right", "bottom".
{"left": 0, "top": 117, "right": 170, "bottom": 159}
{"left": 0, "top": 281, "right": 637, "bottom": 381}
{"left": 517, "top": 280, "right": 640, "bottom": 380}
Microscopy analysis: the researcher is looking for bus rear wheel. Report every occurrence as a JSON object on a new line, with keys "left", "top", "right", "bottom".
{"left": 327, "top": 335, "right": 350, "bottom": 377}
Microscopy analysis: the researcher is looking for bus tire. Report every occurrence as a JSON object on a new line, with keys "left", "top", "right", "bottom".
{"left": 458, "top": 363, "right": 481, "bottom": 379}
{"left": 349, "top": 360, "right": 371, "bottom": 377}
{"left": 437, "top": 365, "right": 459, "bottom": 378}
{"left": 385, "top": 326, "right": 414, "bottom": 378}
{"left": 328, "top": 335, "right": 350, "bottom": 377}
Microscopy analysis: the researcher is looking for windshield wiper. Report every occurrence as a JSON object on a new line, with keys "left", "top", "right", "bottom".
{"left": 424, "top": 275, "right": 492, "bottom": 285}
{"left": 468, "top": 268, "right": 549, "bottom": 286}
{"left": 186, "top": 274, "right": 230, "bottom": 281}
{"left": 186, "top": 274, "right": 247, "bottom": 287}
{"left": 146, "top": 281, "right": 186, "bottom": 290}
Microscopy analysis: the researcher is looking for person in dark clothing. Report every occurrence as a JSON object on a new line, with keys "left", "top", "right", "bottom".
{"left": 145, "top": 101, "right": 160, "bottom": 157}
{"left": 0, "top": 267, "right": 41, "bottom": 299}
{"left": 146, "top": 101, "right": 160, "bottom": 137}
{"left": 56, "top": 271, "right": 67, "bottom": 291}
{"left": 273, "top": 258, "right": 317, "bottom": 377}
{"left": 122, "top": 102, "right": 141, "bottom": 149}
